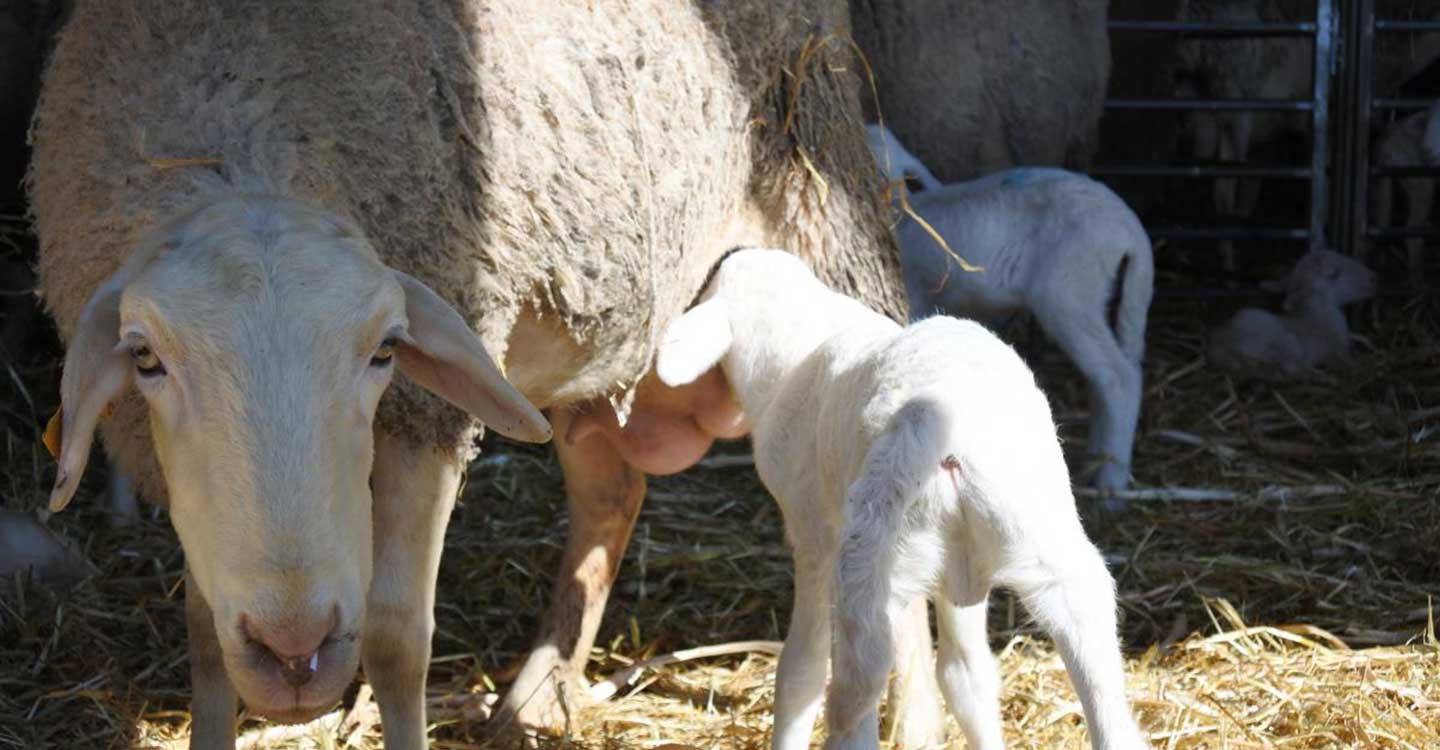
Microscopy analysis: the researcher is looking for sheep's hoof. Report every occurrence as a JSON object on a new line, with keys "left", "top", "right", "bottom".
{"left": 487, "top": 651, "right": 587, "bottom": 740}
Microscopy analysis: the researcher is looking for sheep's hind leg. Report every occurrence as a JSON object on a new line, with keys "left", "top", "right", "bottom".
{"left": 185, "top": 572, "right": 237, "bottom": 750}
{"left": 935, "top": 590, "right": 1004, "bottom": 750}
{"left": 494, "top": 408, "right": 646, "bottom": 735}
{"left": 883, "top": 597, "right": 948, "bottom": 749}
{"left": 772, "top": 552, "right": 833, "bottom": 750}
{"left": 1009, "top": 543, "right": 1146, "bottom": 750}
{"left": 363, "top": 429, "right": 466, "bottom": 750}
{"left": 1031, "top": 302, "right": 1141, "bottom": 509}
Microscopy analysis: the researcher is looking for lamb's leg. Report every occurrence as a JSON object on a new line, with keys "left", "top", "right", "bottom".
{"left": 362, "top": 430, "right": 464, "bottom": 750}
{"left": 1032, "top": 302, "right": 1142, "bottom": 505}
{"left": 772, "top": 553, "right": 833, "bottom": 750}
{"left": 1372, "top": 175, "right": 1394, "bottom": 261}
{"left": 883, "top": 597, "right": 947, "bottom": 749}
{"left": 104, "top": 459, "right": 138, "bottom": 528}
{"left": 496, "top": 408, "right": 646, "bottom": 734}
{"left": 1213, "top": 121, "right": 1240, "bottom": 273}
{"left": 934, "top": 597, "right": 1004, "bottom": 750}
{"left": 1403, "top": 176, "right": 1433, "bottom": 287}
{"left": 1010, "top": 541, "right": 1146, "bottom": 750}
{"left": 185, "top": 572, "right": 237, "bottom": 750}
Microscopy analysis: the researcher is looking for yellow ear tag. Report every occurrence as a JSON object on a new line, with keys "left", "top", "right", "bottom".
{"left": 43, "top": 409, "right": 63, "bottom": 459}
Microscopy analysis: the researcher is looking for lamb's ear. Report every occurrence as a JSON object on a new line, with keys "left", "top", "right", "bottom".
{"left": 392, "top": 271, "right": 552, "bottom": 443}
{"left": 48, "top": 276, "right": 133, "bottom": 512}
{"left": 656, "top": 298, "right": 733, "bottom": 387}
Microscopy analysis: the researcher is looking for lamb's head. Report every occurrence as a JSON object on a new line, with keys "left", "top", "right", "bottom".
{"left": 864, "top": 123, "right": 940, "bottom": 192}
{"left": 46, "top": 195, "right": 550, "bottom": 722}
{"left": 655, "top": 248, "right": 842, "bottom": 413}
{"left": 1278, "top": 249, "right": 1377, "bottom": 311}
{"left": 865, "top": 123, "right": 908, "bottom": 184}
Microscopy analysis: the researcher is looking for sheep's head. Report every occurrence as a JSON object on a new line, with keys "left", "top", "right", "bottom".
{"left": 1278, "top": 249, "right": 1377, "bottom": 311}
{"left": 45, "top": 195, "right": 549, "bottom": 722}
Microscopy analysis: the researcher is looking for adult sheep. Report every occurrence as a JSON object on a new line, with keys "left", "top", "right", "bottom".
{"left": 849, "top": 0, "right": 1111, "bottom": 182}
{"left": 30, "top": 1, "right": 904, "bottom": 747}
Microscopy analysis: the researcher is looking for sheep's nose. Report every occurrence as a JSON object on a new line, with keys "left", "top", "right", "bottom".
{"left": 241, "top": 609, "right": 335, "bottom": 687}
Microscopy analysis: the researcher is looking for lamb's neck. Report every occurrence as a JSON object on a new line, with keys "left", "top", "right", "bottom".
{"left": 722, "top": 303, "right": 868, "bottom": 418}
{"left": 1288, "top": 299, "right": 1350, "bottom": 358}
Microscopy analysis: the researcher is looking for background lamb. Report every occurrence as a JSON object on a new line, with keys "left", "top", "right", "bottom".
{"left": 868, "top": 131, "right": 1154, "bottom": 503}
{"left": 1208, "top": 250, "right": 1377, "bottom": 381}
{"left": 655, "top": 248, "right": 1148, "bottom": 750}
{"left": 29, "top": 0, "right": 905, "bottom": 744}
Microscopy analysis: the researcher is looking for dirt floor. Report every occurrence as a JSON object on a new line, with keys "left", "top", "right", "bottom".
{"left": 1, "top": 196, "right": 1438, "bottom": 749}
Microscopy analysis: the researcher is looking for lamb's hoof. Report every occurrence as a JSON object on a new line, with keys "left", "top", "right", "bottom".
{"left": 105, "top": 470, "right": 140, "bottom": 528}
{"left": 487, "top": 648, "right": 587, "bottom": 740}
{"left": 1085, "top": 465, "right": 1131, "bottom": 526}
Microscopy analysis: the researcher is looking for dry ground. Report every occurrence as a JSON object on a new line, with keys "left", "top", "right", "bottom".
{"left": 2, "top": 209, "right": 1438, "bottom": 748}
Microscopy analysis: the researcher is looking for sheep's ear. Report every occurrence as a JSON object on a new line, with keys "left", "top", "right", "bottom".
{"left": 49, "top": 276, "right": 133, "bottom": 513}
{"left": 656, "top": 298, "right": 733, "bottom": 387}
{"left": 1259, "top": 279, "right": 1284, "bottom": 294}
{"left": 392, "top": 271, "right": 552, "bottom": 444}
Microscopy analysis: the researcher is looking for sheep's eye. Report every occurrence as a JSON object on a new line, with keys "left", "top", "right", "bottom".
{"left": 371, "top": 337, "right": 397, "bottom": 368}
{"left": 131, "top": 345, "right": 165, "bottom": 376}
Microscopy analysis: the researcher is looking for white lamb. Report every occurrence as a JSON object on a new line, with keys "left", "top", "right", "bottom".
{"left": 866, "top": 123, "right": 943, "bottom": 192}
{"left": 865, "top": 131, "right": 1153, "bottom": 503}
{"left": 656, "top": 249, "right": 1148, "bottom": 750}
{"left": 1208, "top": 249, "right": 1376, "bottom": 381}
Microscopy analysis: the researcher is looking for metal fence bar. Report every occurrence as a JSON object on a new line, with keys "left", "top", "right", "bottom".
{"left": 1108, "top": 20, "right": 1317, "bottom": 37}
{"left": 1374, "top": 20, "right": 1440, "bottom": 32}
{"left": 1106, "top": 98, "right": 1313, "bottom": 111}
{"left": 1372, "top": 97, "right": 1438, "bottom": 110}
{"left": 1091, "top": 164, "right": 1312, "bottom": 178}
{"left": 1368, "top": 226, "right": 1440, "bottom": 239}
{"left": 1310, "top": 0, "right": 1334, "bottom": 253}
{"left": 1331, "top": 0, "right": 1358, "bottom": 252}
{"left": 1371, "top": 165, "right": 1440, "bottom": 177}
{"left": 1348, "top": 0, "right": 1377, "bottom": 258}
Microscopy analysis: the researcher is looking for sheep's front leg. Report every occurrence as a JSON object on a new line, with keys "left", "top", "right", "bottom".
{"left": 363, "top": 430, "right": 465, "bottom": 750}
{"left": 186, "top": 572, "right": 237, "bottom": 750}
{"left": 495, "top": 408, "right": 646, "bottom": 735}
{"left": 773, "top": 552, "right": 833, "bottom": 750}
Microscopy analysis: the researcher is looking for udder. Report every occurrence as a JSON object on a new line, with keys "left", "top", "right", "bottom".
{"left": 566, "top": 367, "right": 749, "bottom": 475}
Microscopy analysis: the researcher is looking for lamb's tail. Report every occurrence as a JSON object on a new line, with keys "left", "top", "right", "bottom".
{"left": 1111, "top": 238, "right": 1155, "bottom": 364}
{"left": 829, "top": 398, "right": 953, "bottom": 732}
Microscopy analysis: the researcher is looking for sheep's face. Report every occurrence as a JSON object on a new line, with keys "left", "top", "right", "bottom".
{"left": 121, "top": 199, "right": 400, "bottom": 719}
{"left": 1284, "top": 250, "right": 1377, "bottom": 308}
{"left": 46, "top": 196, "right": 549, "bottom": 723}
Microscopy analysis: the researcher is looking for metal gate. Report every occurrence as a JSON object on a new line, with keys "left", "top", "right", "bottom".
{"left": 1094, "top": 0, "right": 1335, "bottom": 256}
{"left": 1094, "top": 0, "right": 1440, "bottom": 276}
{"left": 1335, "top": 0, "right": 1440, "bottom": 264}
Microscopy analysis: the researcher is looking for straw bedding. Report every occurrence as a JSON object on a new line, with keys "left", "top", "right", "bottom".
{"left": 2, "top": 201, "right": 1438, "bottom": 748}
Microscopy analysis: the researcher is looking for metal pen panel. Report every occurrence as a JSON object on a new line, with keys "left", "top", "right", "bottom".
{"left": 1311, "top": 0, "right": 1335, "bottom": 254}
